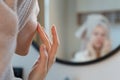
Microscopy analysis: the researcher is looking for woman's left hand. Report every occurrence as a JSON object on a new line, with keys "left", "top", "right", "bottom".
{"left": 102, "top": 39, "right": 111, "bottom": 54}
{"left": 28, "top": 23, "right": 59, "bottom": 80}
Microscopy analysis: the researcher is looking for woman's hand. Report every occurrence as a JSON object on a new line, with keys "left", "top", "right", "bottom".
{"left": 101, "top": 39, "right": 111, "bottom": 56}
{"left": 28, "top": 23, "right": 59, "bottom": 80}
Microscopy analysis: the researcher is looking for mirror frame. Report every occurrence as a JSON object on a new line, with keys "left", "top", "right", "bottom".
{"left": 32, "top": 41, "right": 120, "bottom": 66}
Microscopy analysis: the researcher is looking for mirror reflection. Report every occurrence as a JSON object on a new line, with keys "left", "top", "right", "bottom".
{"left": 73, "top": 14, "right": 111, "bottom": 62}
{"left": 48, "top": 0, "right": 120, "bottom": 63}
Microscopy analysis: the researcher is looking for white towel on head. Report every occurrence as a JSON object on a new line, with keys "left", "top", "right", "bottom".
{"left": 0, "top": 0, "right": 39, "bottom": 80}
{"left": 75, "top": 14, "right": 110, "bottom": 39}
{"left": 75, "top": 14, "right": 110, "bottom": 50}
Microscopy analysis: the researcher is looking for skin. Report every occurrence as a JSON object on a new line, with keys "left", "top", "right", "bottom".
{"left": 90, "top": 25, "right": 108, "bottom": 57}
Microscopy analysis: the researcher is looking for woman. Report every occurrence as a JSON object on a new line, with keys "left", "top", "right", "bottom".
{"left": 73, "top": 14, "right": 111, "bottom": 62}
{"left": 0, "top": 0, "right": 59, "bottom": 80}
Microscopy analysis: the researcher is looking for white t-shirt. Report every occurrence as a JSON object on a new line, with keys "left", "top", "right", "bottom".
{"left": 72, "top": 50, "right": 97, "bottom": 62}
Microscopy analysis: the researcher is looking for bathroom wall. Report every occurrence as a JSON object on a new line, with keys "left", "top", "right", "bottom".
{"left": 49, "top": 0, "right": 69, "bottom": 59}
{"left": 77, "top": 0, "right": 120, "bottom": 12}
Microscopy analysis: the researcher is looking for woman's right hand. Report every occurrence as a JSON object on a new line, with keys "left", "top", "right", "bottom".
{"left": 28, "top": 23, "right": 59, "bottom": 80}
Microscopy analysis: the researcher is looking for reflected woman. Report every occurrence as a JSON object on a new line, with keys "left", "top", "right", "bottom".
{"left": 73, "top": 14, "right": 111, "bottom": 62}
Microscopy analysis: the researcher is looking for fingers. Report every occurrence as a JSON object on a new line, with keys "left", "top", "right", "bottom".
{"left": 37, "top": 24, "right": 59, "bottom": 69}
{"left": 51, "top": 25, "right": 60, "bottom": 46}
{"left": 50, "top": 25, "right": 59, "bottom": 56}
{"left": 4, "top": 0, "right": 17, "bottom": 11}
{"left": 29, "top": 44, "right": 48, "bottom": 80}
{"left": 37, "top": 23, "right": 51, "bottom": 52}
{"left": 38, "top": 44, "right": 48, "bottom": 69}
{"left": 41, "top": 26, "right": 52, "bottom": 45}
{"left": 48, "top": 25, "right": 59, "bottom": 69}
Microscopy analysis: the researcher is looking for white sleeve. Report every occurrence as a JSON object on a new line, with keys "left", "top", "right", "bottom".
{"left": 0, "top": 1, "right": 18, "bottom": 79}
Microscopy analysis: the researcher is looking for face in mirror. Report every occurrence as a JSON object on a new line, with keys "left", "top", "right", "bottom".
{"left": 73, "top": 14, "right": 112, "bottom": 62}
{"left": 47, "top": 0, "right": 120, "bottom": 63}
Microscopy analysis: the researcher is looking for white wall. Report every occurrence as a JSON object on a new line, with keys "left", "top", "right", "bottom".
{"left": 77, "top": 0, "right": 120, "bottom": 12}
{"left": 49, "top": 0, "right": 69, "bottom": 59}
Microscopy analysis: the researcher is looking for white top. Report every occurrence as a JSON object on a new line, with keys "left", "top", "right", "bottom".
{"left": 72, "top": 50, "right": 97, "bottom": 62}
{"left": 72, "top": 49, "right": 109, "bottom": 62}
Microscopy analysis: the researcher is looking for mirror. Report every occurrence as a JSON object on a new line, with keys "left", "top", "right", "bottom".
{"left": 33, "top": 0, "right": 120, "bottom": 65}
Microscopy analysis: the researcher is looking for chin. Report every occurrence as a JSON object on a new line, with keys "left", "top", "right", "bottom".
{"left": 95, "top": 44, "right": 103, "bottom": 49}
